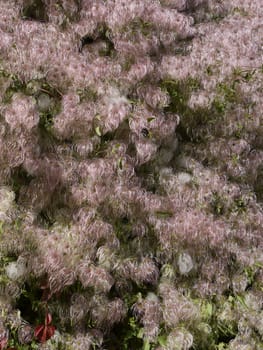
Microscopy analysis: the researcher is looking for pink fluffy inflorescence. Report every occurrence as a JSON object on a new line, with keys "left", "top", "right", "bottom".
{"left": 0, "top": 0, "right": 262, "bottom": 348}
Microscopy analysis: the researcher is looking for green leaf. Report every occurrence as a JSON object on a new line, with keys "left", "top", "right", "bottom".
{"left": 143, "top": 339, "right": 151, "bottom": 350}
{"left": 128, "top": 317, "right": 137, "bottom": 331}
{"left": 95, "top": 126, "right": 102, "bottom": 136}
{"left": 236, "top": 295, "right": 248, "bottom": 309}
{"left": 158, "top": 335, "right": 167, "bottom": 346}
{"left": 155, "top": 211, "right": 173, "bottom": 218}
{"left": 228, "top": 295, "right": 234, "bottom": 303}
{"left": 137, "top": 328, "right": 144, "bottom": 339}
{"left": 204, "top": 302, "right": 213, "bottom": 318}
{"left": 147, "top": 117, "right": 155, "bottom": 123}
{"left": 117, "top": 158, "right": 123, "bottom": 170}
{"left": 216, "top": 343, "right": 227, "bottom": 350}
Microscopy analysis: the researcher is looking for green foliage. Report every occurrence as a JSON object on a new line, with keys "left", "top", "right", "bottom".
{"left": 161, "top": 78, "right": 200, "bottom": 116}
{"left": 111, "top": 316, "right": 167, "bottom": 350}
{"left": 95, "top": 126, "right": 102, "bottom": 137}
{"left": 34, "top": 82, "right": 62, "bottom": 154}
{"left": 21, "top": 0, "right": 48, "bottom": 22}
{"left": 76, "top": 87, "right": 98, "bottom": 102}
{"left": 212, "top": 79, "right": 241, "bottom": 119}
{"left": 122, "top": 55, "right": 136, "bottom": 72}
{"left": 0, "top": 220, "right": 3, "bottom": 236}
{"left": 161, "top": 77, "right": 221, "bottom": 143}
{"left": 6, "top": 315, "right": 39, "bottom": 349}
{"left": 232, "top": 67, "right": 257, "bottom": 82}
{"left": 0, "top": 70, "right": 62, "bottom": 149}
{"left": 111, "top": 216, "right": 159, "bottom": 262}
{"left": 39, "top": 110, "right": 55, "bottom": 133}
{"left": 205, "top": 65, "right": 214, "bottom": 76}
{"left": 242, "top": 263, "right": 263, "bottom": 289}
{"left": 16, "top": 277, "right": 45, "bottom": 323}
{"left": 254, "top": 164, "right": 263, "bottom": 201}
{"left": 215, "top": 80, "right": 239, "bottom": 106}
{"left": 231, "top": 7, "right": 249, "bottom": 17}
{"left": 215, "top": 343, "right": 228, "bottom": 350}
{"left": 0, "top": 261, "right": 12, "bottom": 285}
{"left": 10, "top": 165, "right": 35, "bottom": 203}
{"left": 37, "top": 83, "right": 62, "bottom": 124}
{"left": 113, "top": 216, "right": 133, "bottom": 245}
{"left": 2, "top": 73, "right": 25, "bottom": 104}
{"left": 210, "top": 192, "right": 225, "bottom": 216}
{"left": 123, "top": 317, "right": 144, "bottom": 349}
{"left": 200, "top": 300, "right": 214, "bottom": 320}
{"left": 7, "top": 336, "right": 39, "bottom": 350}
{"left": 155, "top": 211, "right": 173, "bottom": 218}
{"left": 124, "top": 19, "right": 154, "bottom": 37}
{"left": 79, "top": 25, "right": 115, "bottom": 56}
{"left": 190, "top": 294, "right": 256, "bottom": 349}
{"left": 210, "top": 193, "right": 247, "bottom": 217}
{"left": 162, "top": 66, "right": 262, "bottom": 147}
{"left": 230, "top": 196, "right": 247, "bottom": 214}
{"left": 104, "top": 316, "right": 144, "bottom": 350}
{"left": 212, "top": 66, "right": 259, "bottom": 129}
{"left": 210, "top": 13, "right": 226, "bottom": 23}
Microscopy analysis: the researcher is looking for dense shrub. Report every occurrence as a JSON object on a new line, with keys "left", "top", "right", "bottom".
{"left": 0, "top": 0, "right": 262, "bottom": 349}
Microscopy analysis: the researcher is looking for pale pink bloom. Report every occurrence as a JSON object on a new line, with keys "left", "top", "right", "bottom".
{"left": 48, "top": 267, "right": 75, "bottom": 295}
{"left": 4, "top": 94, "right": 38, "bottom": 131}
{"left": 78, "top": 263, "right": 114, "bottom": 293}
{"left": 116, "top": 257, "right": 159, "bottom": 285}
{"left": 137, "top": 85, "right": 170, "bottom": 109}
{"left": 106, "top": 0, "right": 148, "bottom": 29}
{"left": 126, "top": 57, "right": 155, "bottom": 84}
{"left": 159, "top": 282, "right": 199, "bottom": 327}
{"left": 147, "top": 8, "right": 195, "bottom": 38}
{"left": 135, "top": 140, "right": 158, "bottom": 165}
{"left": 66, "top": 334, "right": 94, "bottom": 350}
{"left": 82, "top": 0, "right": 108, "bottom": 23}
{"left": 132, "top": 293, "right": 161, "bottom": 341}
{"left": 90, "top": 295, "right": 125, "bottom": 328}
{"left": 160, "top": 0, "right": 187, "bottom": 10}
